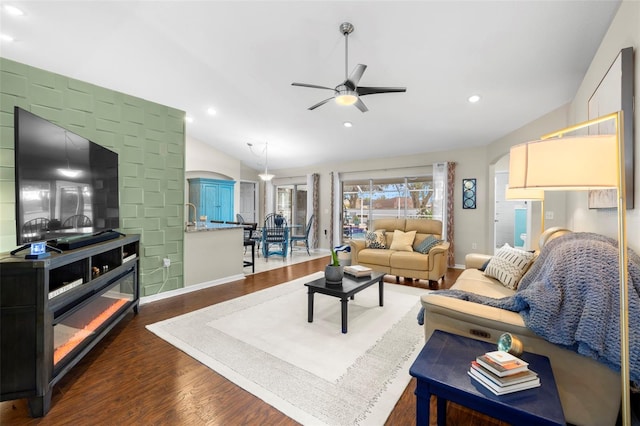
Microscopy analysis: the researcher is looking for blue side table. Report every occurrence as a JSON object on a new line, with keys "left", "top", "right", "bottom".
{"left": 409, "top": 330, "right": 565, "bottom": 425}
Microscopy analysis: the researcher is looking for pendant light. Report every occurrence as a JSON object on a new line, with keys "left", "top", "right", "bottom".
{"left": 258, "top": 141, "right": 274, "bottom": 181}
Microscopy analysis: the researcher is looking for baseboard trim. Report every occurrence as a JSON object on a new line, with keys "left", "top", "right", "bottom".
{"left": 140, "top": 273, "right": 246, "bottom": 305}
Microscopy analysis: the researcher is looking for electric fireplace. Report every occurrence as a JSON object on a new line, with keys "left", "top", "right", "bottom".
{"left": 53, "top": 269, "right": 135, "bottom": 369}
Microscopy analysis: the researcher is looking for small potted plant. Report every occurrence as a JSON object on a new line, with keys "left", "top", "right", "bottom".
{"left": 325, "top": 249, "right": 344, "bottom": 285}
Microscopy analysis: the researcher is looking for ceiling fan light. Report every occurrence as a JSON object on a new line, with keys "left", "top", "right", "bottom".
{"left": 335, "top": 90, "right": 358, "bottom": 106}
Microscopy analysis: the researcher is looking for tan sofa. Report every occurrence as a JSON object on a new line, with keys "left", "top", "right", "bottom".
{"left": 350, "top": 218, "right": 450, "bottom": 285}
{"left": 420, "top": 228, "right": 621, "bottom": 426}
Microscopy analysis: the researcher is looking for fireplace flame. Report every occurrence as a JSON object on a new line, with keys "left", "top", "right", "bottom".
{"left": 54, "top": 298, "right": 128, "bottom": 365}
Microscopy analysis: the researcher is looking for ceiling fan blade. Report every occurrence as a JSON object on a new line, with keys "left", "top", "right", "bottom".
{"left": 345, "top": 64, "right": 367, "bottom": 89}
{"left": 354, "top": 98, "right": 368, "bottom": 113}
{"left": 308, "top": 97, "right": 334, "bottom": 110}
{"left": 292, "top": 82, "right": 335, "bottom": 91}
{"left": 357, "top": 86, "right": 407, "bottom": 96}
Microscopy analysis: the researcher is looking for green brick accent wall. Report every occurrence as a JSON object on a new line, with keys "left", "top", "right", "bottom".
{"left": 0, "top": 58, "right": 185, "bottom": 296}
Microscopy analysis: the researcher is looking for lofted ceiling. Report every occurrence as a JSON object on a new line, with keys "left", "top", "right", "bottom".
{"left": 0, "top": 1, "right": 621, "bottom": 172}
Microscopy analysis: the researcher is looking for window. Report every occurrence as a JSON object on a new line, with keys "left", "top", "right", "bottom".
{"left": 342, "top": 175, "right": 434, "bottom": 243}
{"left": 275, "top": 184, "right": 307, "bottom": 228}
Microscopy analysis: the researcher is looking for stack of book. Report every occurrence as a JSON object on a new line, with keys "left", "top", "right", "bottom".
{"left": 344, "top": 265, "right": 373, "bottom": 277}
{"left": 468, "top": 350, "right": 540, "bottom": 395}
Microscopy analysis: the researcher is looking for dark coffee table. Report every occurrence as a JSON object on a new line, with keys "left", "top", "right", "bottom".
{"left": 304, "top": 271, "right": 385, "bottom": 333}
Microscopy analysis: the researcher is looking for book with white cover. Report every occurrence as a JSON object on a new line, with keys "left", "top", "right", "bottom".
{"left": 344, "top": 265, "right": 373, "bottom": 277}
{"left": 476, "top": 354, "right": 529, "bottom": 377}
{"left": 485, "top": 350, "right": 524, "bottom": 365}
{"left": 468, "top": 368, "right": 541, "bottom": 395}
{"left": 471, "top": 361, "right": 538, "bottom": 387}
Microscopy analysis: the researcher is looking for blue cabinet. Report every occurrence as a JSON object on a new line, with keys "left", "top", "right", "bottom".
{"left": 188, "top": 178, "right": 235, "bottom": 222}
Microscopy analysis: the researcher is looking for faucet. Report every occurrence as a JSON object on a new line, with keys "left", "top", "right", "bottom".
{"left": 185, "top": 203, "right": 197, "bottom": 226}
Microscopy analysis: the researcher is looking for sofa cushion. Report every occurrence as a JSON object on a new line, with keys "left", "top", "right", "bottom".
{"left": 365, "top": 229, "right": 387, "bottom": 249}
{"left": 452, "top": 268, "right": 515, "bottom": 298}
{"left": 357, "top": 248, "right": 392, "bottom": 267}
{"left": 389, "top": 250, "right": 430, "bottom": 270}
{"left": 374, "top": 219, "right": 406, "bottom": 233}
{"left": 405, "top": 218, "right": 443, "bottom": 236}
{"left": 389, "top": 230, "right": 416, "bottom": 251}
{"left": 415, "top": 235, "right": 441, "bottom": 254}
{"left": 484, "top": 244, "right": 535, "bottom": 290}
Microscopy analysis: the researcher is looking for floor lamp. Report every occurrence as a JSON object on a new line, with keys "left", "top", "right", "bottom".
{"left": 505, "top": 187, "right": 545, "bottom": 235}
{"left": 508, "top": 111, "right": 631, "bottom": 425}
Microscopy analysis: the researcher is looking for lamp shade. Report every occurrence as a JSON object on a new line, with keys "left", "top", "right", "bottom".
{"left": 505, "top": 187, "right": 545, "bottom": 200}
{"left": 509, "top": 135, "right": 617, "bottom": 190}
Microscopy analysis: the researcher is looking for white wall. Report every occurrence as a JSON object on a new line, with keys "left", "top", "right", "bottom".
{"left": 565, "top": 0, "right": 640, "bottom": 253}
{"left": 184, "top": 135, "right": 242, "bottom": 216}
{"left": 486, "top": 105, "right": 571, "bottom": 252}
{"left": 271, "top": 145, "right": 488, "bottom": 265}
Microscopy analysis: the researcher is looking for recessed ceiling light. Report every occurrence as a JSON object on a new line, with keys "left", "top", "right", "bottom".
{"left": 4, "top": 5, "right": 24, "bottom": 16}
{"left": 468, "top": 95, "right": 481, "bottom": 103}
{"left": 185, "top": 116, "right": 194, "bottom": 123}
{"left": 207, "top": 108, "right": 217, "bottom": 116}
{"left": 0, "top": 34, "right": 14, "bottom": 42}
{"left": 343, "top": 121, "right": 353, "bottom": 128}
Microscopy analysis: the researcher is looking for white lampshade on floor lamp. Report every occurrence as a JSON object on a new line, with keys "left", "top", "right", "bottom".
{"left": 508, "top": 111, "right": 631, "bottom": 425}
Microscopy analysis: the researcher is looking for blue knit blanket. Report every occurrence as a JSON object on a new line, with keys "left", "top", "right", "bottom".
{"left": 422, "top": 232, "right": 640, "bottom": 382}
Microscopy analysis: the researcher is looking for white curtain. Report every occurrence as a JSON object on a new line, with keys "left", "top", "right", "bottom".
{"left": 332, "top": 172, "right": 343, "bottom": 248}
{"left": 306, "top": 173, "right": 317, "bottom": 247}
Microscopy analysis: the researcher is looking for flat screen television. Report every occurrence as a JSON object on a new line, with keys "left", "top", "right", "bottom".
{"left": 14, "top": 107, "right": 120, "bottom": 247}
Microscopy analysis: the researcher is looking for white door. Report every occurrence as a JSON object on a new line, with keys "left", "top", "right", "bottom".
{"left": 494, "top": 171, "right": 514, "bottom": 250}
{"left": 494, "top": 171, "right": 535, "bottom": 251}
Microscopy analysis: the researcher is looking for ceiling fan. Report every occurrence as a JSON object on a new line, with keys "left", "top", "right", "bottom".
{"left": 292, "top": 22, "right": 406, "bottom": 113}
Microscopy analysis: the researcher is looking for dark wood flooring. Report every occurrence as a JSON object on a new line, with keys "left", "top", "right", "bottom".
{"left": 1, "top": 256, "right": 507, "bottom": 425}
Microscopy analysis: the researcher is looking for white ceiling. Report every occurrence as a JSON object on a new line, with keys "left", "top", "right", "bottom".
{"left": 0, "top": 1, "right": 621, "bottom": 172}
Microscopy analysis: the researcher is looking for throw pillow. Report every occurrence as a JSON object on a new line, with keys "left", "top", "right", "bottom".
{"left": 479, "top": 258, "right": 491, "bottom": 272}
{"left": 389, "top": 230, "right": 417, "bottom": 252}
{"left": 365, "top": 229, "right": 387, "bottom": 249}
{"left": 484, "top": 244, "right": 536, "bottom": 290}
{"left": 415, "top": 235, "right": 442, "bottom": 254}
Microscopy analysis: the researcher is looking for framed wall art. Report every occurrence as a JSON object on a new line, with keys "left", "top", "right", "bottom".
{"left": 587, "top": 46, "right": 634, "bottom": 209}
{"left": 462, "top": 178, "right": 476, "bottom": 209}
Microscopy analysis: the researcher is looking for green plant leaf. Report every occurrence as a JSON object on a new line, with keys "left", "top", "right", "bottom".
{"left": 331, "top": 249, "right": 340, "bottom": 266}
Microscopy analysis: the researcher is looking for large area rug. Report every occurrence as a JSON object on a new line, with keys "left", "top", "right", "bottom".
{"left": 146, "top": 271, "right": 427, "bottom": 425}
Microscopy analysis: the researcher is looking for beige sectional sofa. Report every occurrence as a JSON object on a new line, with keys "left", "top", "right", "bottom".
{"left": 350, "top": 218, "right": 449, "bottom": 285}
{"left": 420, "top": 228, "right": 621, "bottom": 426}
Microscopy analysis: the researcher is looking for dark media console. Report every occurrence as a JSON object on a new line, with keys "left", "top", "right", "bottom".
{"left": 0, "top": 235, "right": 140, "bottom": 417}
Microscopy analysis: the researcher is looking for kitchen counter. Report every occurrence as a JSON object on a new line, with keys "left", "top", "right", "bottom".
{"left": 185, "top": 222, "right": 243, "bottom": 233}
{"left": 184, "top": 222, "right": 245, "bottom": 286}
